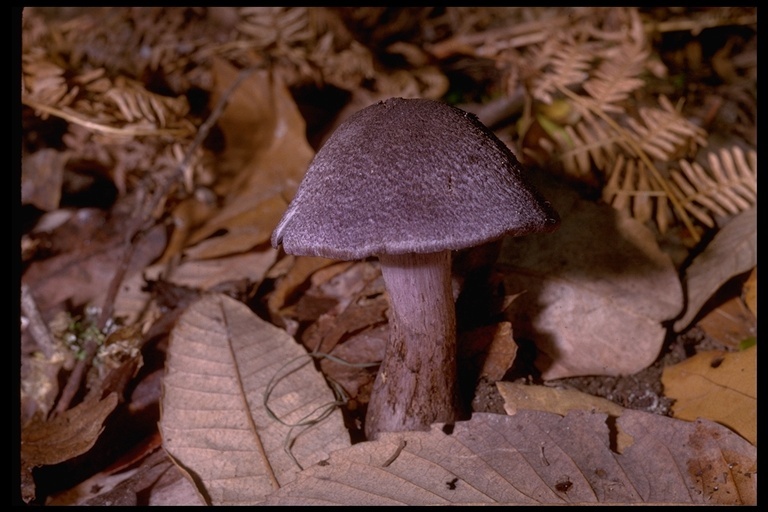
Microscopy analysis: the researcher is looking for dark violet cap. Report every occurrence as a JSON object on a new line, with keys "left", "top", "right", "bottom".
{"left": 272, "top": 97, "right": 559, "bottom": 260}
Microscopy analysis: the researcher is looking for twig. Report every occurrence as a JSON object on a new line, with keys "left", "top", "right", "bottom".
{"left": 381, "top": 439, "right": 407, "bottom": 467}
{"left": 53, "top": 341, "right": 99, "bottom": 416}
{"left": 644, "top": 13, "right": 757, "bottom": 36}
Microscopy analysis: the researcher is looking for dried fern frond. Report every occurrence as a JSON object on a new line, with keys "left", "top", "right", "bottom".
{"left": 103, "top": 77, "right": 190, "bottom": 130}
{"left": 237, "top": 7, "right": 314, "bottom": 47}
{"left": 603, "top": 146, "right": 756, "bottom": 233}
{"left": 545, "top": 111, "right": 621, "bottom": 183}
{"left": 310, "top": 38, "right": 376, "bottom": 91}
{"left": 23, "top": 72, "right": 194, "bottom": 139}
{"left": 529, "top": 36, "right": 598, "bottom": 104}
{"left": 669, "top": 146, "right": 757, "bottom": 228}
{"left": 429, "top": 8, "right": 571, "bottom": 59}
{"left": 24, "top": 7, "right": 221, "bottom": 94}
{"left": 21, "top": 50, "right": 77, "bottom": 111}
{"left": 643, "top": 7, "right": 757, "bottom": 36}
{"left": 622, "top": 95, "right": 708, "bottom": 162}
{"left": 603, "top": 155, "right": 673, "bottom": 232}
{"left": 582, "top": 41, "right": 648, "bottom": 113}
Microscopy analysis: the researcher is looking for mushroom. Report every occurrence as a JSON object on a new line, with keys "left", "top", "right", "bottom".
{"left": 271, "top": 97, "right": 559, "bottom": 440}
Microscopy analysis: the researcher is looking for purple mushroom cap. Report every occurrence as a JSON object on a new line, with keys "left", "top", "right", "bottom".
{"left": 272, "top": 97, "right": 559, "bottom": 260}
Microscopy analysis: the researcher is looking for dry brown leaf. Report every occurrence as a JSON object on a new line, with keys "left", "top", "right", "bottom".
{"left": 697, "top": 295, "right": 756, "bottom": 348}
{"left": 266, "top": 256, "right": 338, "bottom": 319}
{"left": 499, "top": 178, "right": 682, "bottom": 379}
{"left": 48, "top": 443, "right": 205, "bottom": 506}
{"left": 157, "top": 195, "right": 220, "bottom": 266}
{"left": 163, "top": 250, "right": 277, "bottom": 292}
{"left": 159, "top": 293, "right": 350, "bottom": 505}
{"left": 300, "top": 263, "right": 388, "bottom": 354}
{"left": 674, "top": 207, "right": 757, "bottom": 332}
{"left": 184, "top": 195, "right": 288, "bottom": 260}
{"left": 261, "top": 410, "right": 756, "bottom": 505}
{"left": 459, "top": 322, "right": 518, "bottom": 381}
{"left": 21, "top": 393, "right": 119, "bottom": 503}
{"left": 187, "top": 58, "right": 313, "bottom": 250}
{"left": 661, "top": 346, "right": 756, "bottom": 445}
{"left": 496, "top": 382, "right": 633, "bottom": 451}
{"left": 497, "top": 382, "right": 624, "bottom": 418}
{"left": 319, "top": 324, "right": 388, "bottom": 405}
{"left": 22, "top": 223, "right": 167, "bottom": 316}
{"left": 21, "top": 393, "right": 119, "bottom": 467}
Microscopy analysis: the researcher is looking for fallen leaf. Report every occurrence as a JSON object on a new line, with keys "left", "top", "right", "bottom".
{"left": 187, "top": 58, "right": 314, "bottom": 250}
{"left": 499, "top": 178, "right": 682, "bottom": 379}
{"left": 261, "top": 410, "right": 756, "bottom": 505}
{"left": 183, "top": 195, "right": 288, "bottom": 260}
{"left": 497, "top": 382, "right": 624, "bottom": 418}
{"left": 23, "top": 222, "right": 167, "bottom": 317}
{"left": 300, "top": 262, "right": 388, "bottom": 354}
{"left": 21, "top": 393, "right": 119, "bottom": 467}
{"left": 661, "top": 346, "right": 756, "bottom": 444}
{"left": 159, "top": 293, "right": 350, "bottom": 505}
{"left": 460, "top": 322, "right": 518, "bottom": 381}
{"left": 46, "top": 432, "right": 164, "bottom": 505}
{"left": 319, "top": 324, "right": 387, "bottom": 403}
{"left": 674, "top": 207, "right": 757, "bottom": 332}
{"left": 157, "top": 195, "right": 219, "bottom": 266}
{"left": 21, "top": 393, "right": 119, "bottom": 503}
{"left": 697, "top": 295, "right": 756, "bottom": 348}
{"left": 496, "top": 382, "right": 632, "bottom": 451}
{"left": 266, "top": 256, "right": 338, "bottom": 320}
{"left": 49, "top": 446, "right": 205, "bottom": 506}
{"left": 163, "top": 249, "right": 277, "bottom": 291}
{"left": 107, "top": 249, "right": 277, "bottom": 327}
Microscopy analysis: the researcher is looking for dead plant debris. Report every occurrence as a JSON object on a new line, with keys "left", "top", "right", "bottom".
{"left": 19, "top": 7, "right": 756, "bottom": 506}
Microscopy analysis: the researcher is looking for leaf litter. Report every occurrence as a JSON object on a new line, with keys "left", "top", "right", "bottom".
{"left": 19, "top": 7, "right": 756, "bottom": 506}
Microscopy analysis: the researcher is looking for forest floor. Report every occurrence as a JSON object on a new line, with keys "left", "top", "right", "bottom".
{"left": 18, "top": 7, "right": 756, "bottom": 506}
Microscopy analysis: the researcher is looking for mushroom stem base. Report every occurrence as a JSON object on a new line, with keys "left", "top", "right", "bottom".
{"left": 365, "top": 250, "right": 458, "bottom": 440}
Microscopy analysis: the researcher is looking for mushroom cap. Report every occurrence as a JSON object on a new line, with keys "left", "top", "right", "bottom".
{"left": 272, "top": 97, "right": 559, "bottom": 260}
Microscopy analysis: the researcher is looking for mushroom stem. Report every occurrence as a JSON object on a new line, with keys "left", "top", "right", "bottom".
{"left": 365, "top": 250, "right": 458, "bottom": 440}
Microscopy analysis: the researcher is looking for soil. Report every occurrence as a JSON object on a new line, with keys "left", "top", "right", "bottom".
{"left": 471, "top": 324, "right": 734, "bottom": 418}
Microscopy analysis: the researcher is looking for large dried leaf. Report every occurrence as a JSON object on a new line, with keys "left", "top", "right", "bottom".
{"left": 187, "top": 58, "right": 314, "bottom": 251}
{"left": 159, "top": 293, "right": 350, "bottom": 505}
{"left": 674, "top": 207, "right": 757, "bottom": 332}
{"left": 261, "top": 410, "right": 756, "bottom": 505}
{"left": 21, "top": 393, "right": 119, "bottom": 467}
{"left": 499, "top": 179, "right": 683, "bottom": 379}
{"left": 662, "top": 346, "right": 756, "bottom": 445}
